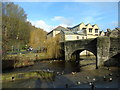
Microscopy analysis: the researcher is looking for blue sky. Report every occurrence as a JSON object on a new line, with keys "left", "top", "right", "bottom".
{"left": 14, "top": 2, "right": 118, "bottom": 32}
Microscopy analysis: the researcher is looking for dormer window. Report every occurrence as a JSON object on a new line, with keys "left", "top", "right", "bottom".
{"left": 95, "top": 29, "right": 98, "bottom": 33}
{"left": 82, "top": 28, "right": 86, "bottom": 30}
{"left": 89, "top": 28, "right": 92, "bottom": 33}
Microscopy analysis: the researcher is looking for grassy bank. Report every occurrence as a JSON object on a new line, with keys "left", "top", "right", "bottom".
{"left": 2, "top": 70, "right": 55, "bottom": 82}
{"left": 3, "top": 52, "right": 48, "bottom": 61}
{"left": 2, "top": 52, "right": 49, "bottom": 69}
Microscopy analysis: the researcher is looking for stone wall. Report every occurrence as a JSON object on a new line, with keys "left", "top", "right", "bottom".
{"left": 64, "top": 39, "right": 97, "bottom": 61}
{"left": 62, "top": 36, "right": 120, "bottom": 68}
{"left": 97, "top": 37, "right": 110, "bottom": 66}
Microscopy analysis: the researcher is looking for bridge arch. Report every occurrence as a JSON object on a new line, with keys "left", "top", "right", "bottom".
{"left": 70, "top": 49, "right": 98, "bottom": 69}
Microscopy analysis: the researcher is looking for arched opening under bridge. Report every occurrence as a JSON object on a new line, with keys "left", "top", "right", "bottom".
{"left": 71, "top": 49, "right": 98, "bottom": 69}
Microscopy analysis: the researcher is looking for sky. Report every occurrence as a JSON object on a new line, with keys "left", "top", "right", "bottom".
{"left": 14, "top": 2, "right": 118, "bottom": 32}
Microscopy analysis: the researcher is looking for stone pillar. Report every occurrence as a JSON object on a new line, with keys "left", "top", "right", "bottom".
{"left": 65, "top": 52, "right": 71, "bottom": 61}
{"left": 97, "top": 37, "right": 110, "bottom": 67}
{"left": 64, "top": 43, "right": 71, "bottom": 61}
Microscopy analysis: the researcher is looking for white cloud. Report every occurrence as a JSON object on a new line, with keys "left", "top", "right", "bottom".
{"left": 30, "top": 20, "right": 55, "bottom": 32}
{"left": 29, "top": 18, "right": 73, "bottom": 32}
{"left": 52, "top": 16, "right": 73, "bottom": 26}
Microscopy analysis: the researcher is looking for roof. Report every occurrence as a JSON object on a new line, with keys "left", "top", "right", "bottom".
{"left": 70, "top": 22, "right": 84, "bottom": 29}
{"left": 100, "top": 30, "right": 104, "bottom": 34}
{"left": 47, "top": 26, "right": 70, "bottom": 35}
{"left": 53, "top": 26, "right": 70, "bottom": 31}
{"left": 92, "top": 24, "right": 98, "bottom": 27}
{"left": 86, "top": 23, "right": 90, "bottom": 26}
{"left": 69, "top": 23, "right": 99, "bottom": 30}
{"left": 115, "top": 28, "right": 120, "bottom": 31}
{"left": 109, "top": 28, "right": 120, "bottom": 37}
{"left": 61, "top": 29, "right": 85, "bottom": 35}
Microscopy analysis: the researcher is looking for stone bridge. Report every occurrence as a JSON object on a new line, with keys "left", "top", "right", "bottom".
{"left": 61, "top": 37, "right": 120, "bottom": 68}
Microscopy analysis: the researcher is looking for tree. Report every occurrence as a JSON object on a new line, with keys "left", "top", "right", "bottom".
{"left": 2, "top": 2, "right": 31, "bottom": 54}
{"left": 29, "top": 27, "right": 47, "bottom": 49}
{"left": 45, "top": 34, "right": 61, "bottom": 59}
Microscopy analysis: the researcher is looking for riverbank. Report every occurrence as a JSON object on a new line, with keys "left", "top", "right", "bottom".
{"left": 2, "top": 66, "right": 119, "bottom": 88}
{"left": 2, "top": 56, "right": 119, "bottom": 88}
{"left": 2, "top": 70, "right": 55, "bottom": 82}
{"left": 2, "top": 52, "right": 49, "bottom": 70}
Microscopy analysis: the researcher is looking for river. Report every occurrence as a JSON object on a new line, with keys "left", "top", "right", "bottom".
{"left": 2, "top": 56, "right": 120, "bottom": 88}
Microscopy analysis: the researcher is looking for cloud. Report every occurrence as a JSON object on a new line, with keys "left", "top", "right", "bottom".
{"left": 52, "top": 16, "right": 73, "bottom": 26}
{"left": 29, "top": 18, "right": 73, "bottom": 32}
{"left": 29, "top": 16, "right": 74, "bottom": 32}
{"left": 30, "top": 20, "right": 55, "bottom": 32}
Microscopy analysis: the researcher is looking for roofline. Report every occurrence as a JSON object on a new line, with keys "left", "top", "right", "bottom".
{"left": 47, "top": 30, "right": 53, "bottom": 35}
{"left": 47, "top": 26, "right": 70, "bottom": 35}
{"left": 70, "top": 23, "right": 99, "bottom": 29}
{"left": 70, "top": 22, "right": 84, "bottom": 29}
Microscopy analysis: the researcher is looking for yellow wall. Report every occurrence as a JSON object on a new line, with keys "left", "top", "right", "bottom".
{"left": 92, "top": 25, "right": 99, "bottom": 35}
{"left": 53, "top": 31, "right": 61, "bottom": 37}
{"left": 100, "top": 31, "right": 105, "bottom": 36}
{"left": 86, "top": 24, "right": 93, "bottom": 35}
{"left": 47, "top": 23, "right": 100, "bottom": 40}
{"left": 47, "top": 32, "right": 53, "bottom": 38}
{"left": 65, "top": 34, "right": 86, "bottom": 41}
{"left": 80, "top": 50, "right": 94, "bottom": 56}
{"left": 71, "top": 23, "right": 100, "bottom": 37}
{"left": 79, "top": 23, "right": 86, "bottom": 30}
{"left": 47, "top": 30, "right": 61, "bottom": 38}
{"left": 87, "top": 35, "right": 98, "bottom": 39}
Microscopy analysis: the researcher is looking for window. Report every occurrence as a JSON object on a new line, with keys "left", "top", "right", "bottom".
{"left": 82, "top": 28, "right": 86, "bottom": 30}
{"left": 95, "top": 29, "right": 98, "bottom": 33}
{"left": 82, "top": 37, "right": 84, "bottom": 39}
{"left": 89, "top": 28, "right": 92, "bottom": 33}
{"left": 77, "top": 36, "right": 79, "bottom": 39}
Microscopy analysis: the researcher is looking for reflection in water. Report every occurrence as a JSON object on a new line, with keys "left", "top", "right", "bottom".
{"left": 3, "top": 56, "right": 96, "bottom": 74}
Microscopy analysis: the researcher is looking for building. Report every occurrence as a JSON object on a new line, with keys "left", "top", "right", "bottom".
{"left": 99, "top": 30, "right": 105, "bottom": 36}
{"left": 47, "top": 26, "right": 70, "bottom": 38}
{"left": 107, "top": 28, "right": 120, "bottom": 37}
{"left": 68, "top": 22, "right": 100, "bottom": 39}
{"left": 60, "top": 29, "right": 86, "bottom": 42}
{"left": 47, "top": 22, "right": 101, "bottom": 41}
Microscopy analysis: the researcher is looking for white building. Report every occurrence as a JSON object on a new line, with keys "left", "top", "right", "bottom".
{"left": 47, "top": 26, "right": 70, "bottom": 38}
